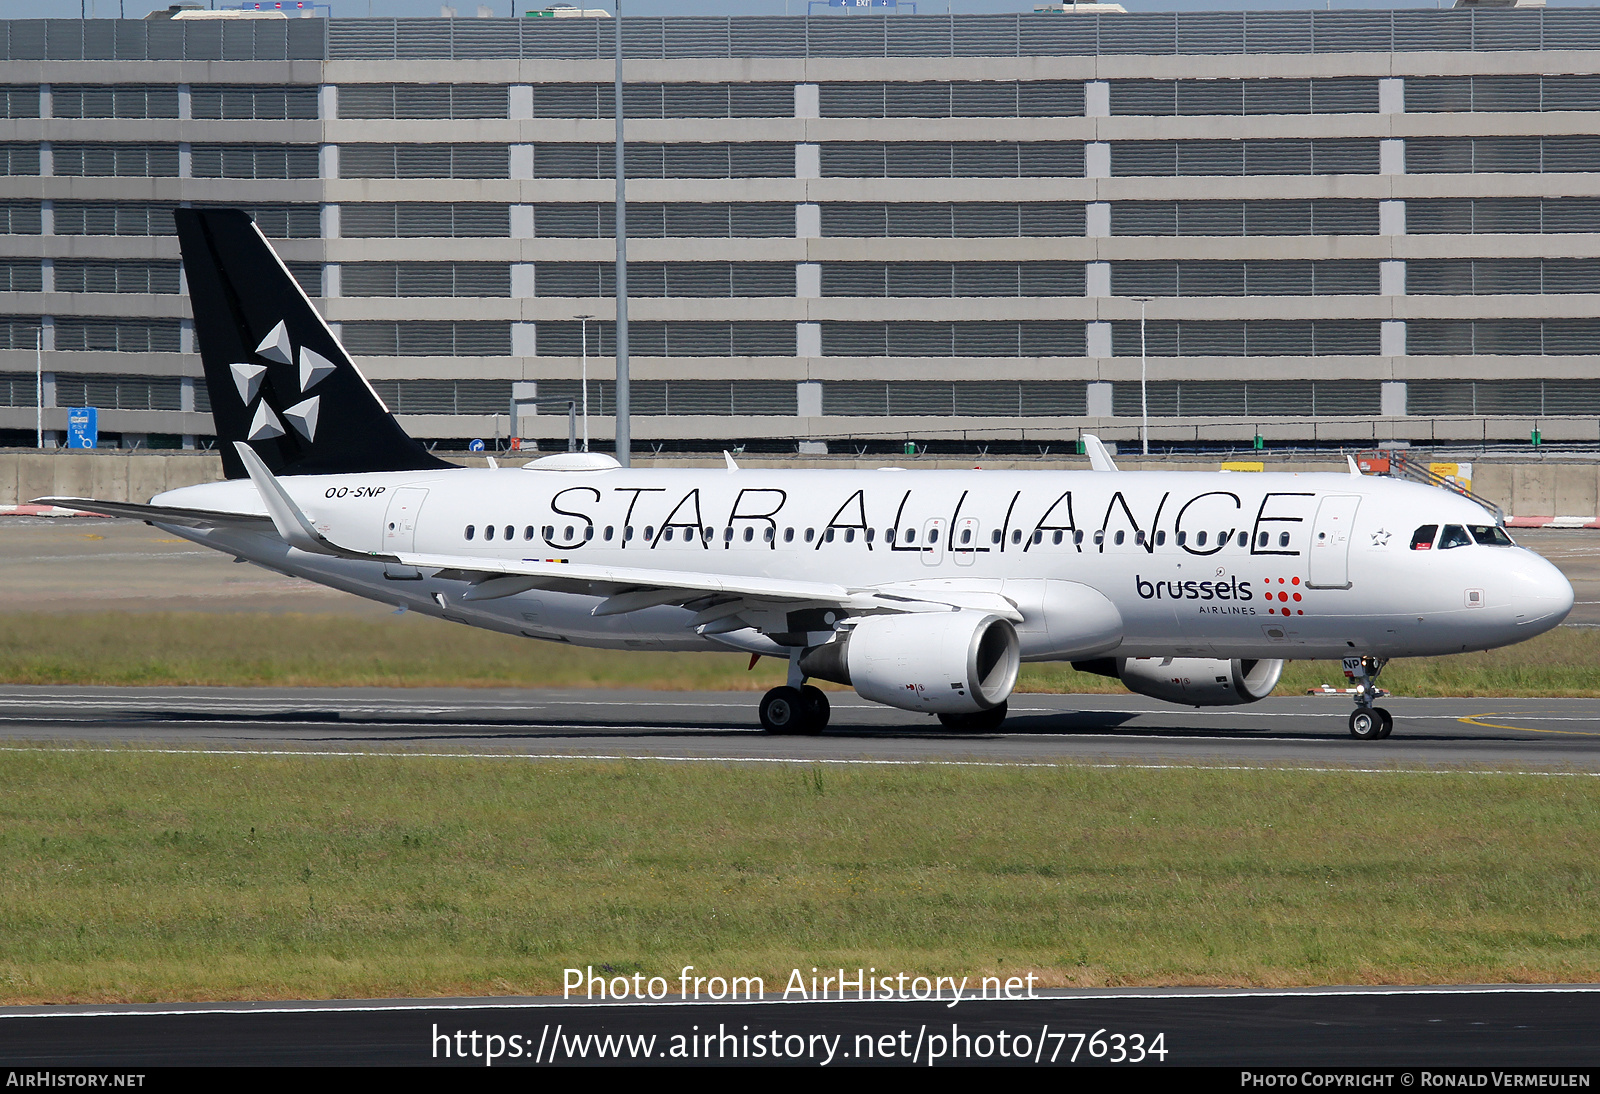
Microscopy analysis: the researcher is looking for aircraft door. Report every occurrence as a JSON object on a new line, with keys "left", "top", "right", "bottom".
{"left": 1306, "top": 494, "right": 1359, "bottom": 589}
{"left": 382, "top": 486, "right": 428, "bottom": 580}
{"left": 922, "top": 517, "right": 946, "bottom": 566}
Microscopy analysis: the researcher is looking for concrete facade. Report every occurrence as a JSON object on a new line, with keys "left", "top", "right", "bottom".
{"left": 2, "top": 12, "right": 1600, "bottom": 452}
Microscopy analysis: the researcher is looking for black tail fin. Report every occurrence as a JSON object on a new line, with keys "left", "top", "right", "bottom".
{"left": 175, "top": 208, "right": 451, "bottom": 479}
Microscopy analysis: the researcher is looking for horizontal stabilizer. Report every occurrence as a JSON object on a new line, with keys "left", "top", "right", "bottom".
{"left": 32, "top": 497, "right": 272, "bottom": 529}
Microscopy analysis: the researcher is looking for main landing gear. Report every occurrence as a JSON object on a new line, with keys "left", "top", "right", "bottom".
{"left": 759, "top": 684, "right": 830, "bottom": 734}
{"left": 1344, "top": 655, "right": 1393, "bottom": 741}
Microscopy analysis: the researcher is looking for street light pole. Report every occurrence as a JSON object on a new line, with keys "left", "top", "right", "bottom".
{"left": 613, "top": 0, "right": 630, "bottom": 467}
{"left": 1139, "top": 297, "right": 1149, "bottom": 457}
{"left": 35, "top": 326, "right": 42, "bottom": 449}
{"left": 576, "top": 314, "right": 592, "bottom": 452}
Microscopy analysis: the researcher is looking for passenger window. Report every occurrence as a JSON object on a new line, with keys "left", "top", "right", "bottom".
{"left": 1155, "top": 530, "right": 1166, "bottom": 546}
{"left": 604, "top": 526, "right": 614, "bottom": 541}
{"left": 1216, "top": 530, "right": 1227, "bottom": 547}
{"left": 1470, "top": 525, "right": 1514, "bottom": 546}
{"left": 845, "top": 528, "right": 856, "bottom": 543}
{"left": 805, "top": 528, "right": 815, "bottom": 542}
{"left": 865, "top": 528, "right": 874, "bottom": 543}
{"left": 524, "top": 526, "right": 534, "bottom": 540}
{"left": 960, "top": 528, "right": 971, "bottom": 545}
{"left": 1032, "top": 530, "right": 1043, "bottom": 545}
{"left": 1197, "top": 531, "right": 1208, "bottom": 547}
{"left": 563, "top": 526, "right": 573, "bottom": 540}
{"left": 465, "top": 525, "right": 475, "bottom": 540}
{"left": 585, "top": 526, "right": 594, "bottom": 540}
{"left": 1238, "top": 532, "right": 1249, "bottom": 548}
{"left": 1410, "top": 524, "right": 1438, "bottom": 551}
{"left": 625, "top": 526, "right": 634, "bottom": 541}
{"left": 1439, "top": 524, "right": 1471, "bottom": 550}
{"left": 1114, "top": 530, "right": 1125, "bottom": 545}
{"left": 744, "top": 527, "right": 755, "bottom": 542}
{"left": 929, "top": 528, "right": 939, "bottom": 544}
{"left": 765, "top": 527, "right": 776, "bottom": 542}
{"left": 825, "top": 528, "right": 836, "bottom": 543}
{"left": 1052, "top": 530, "right": 1063, "bottom": 545}
{"left": 1176, "top": 530, "right": 1186, "bottom": 546}
{"left": 1278, "top": 532, "right": 1290, "bottom": 548}
{"left": 505, "top": 526, "right": 514, "bottom": 541}
{"left": 1012, "top": 529, "right": 1022, "bottom": 544}
{"left": 784, "top": 528, "right": 794, "bottom": 542}
{"left": 663, "top": 527, "right": 674, "bottom": 542}
{"left": 1074, "top": 530, "right": 1085, "bottom": 545}
{"left": 904, "top": 528, "right": 916, "bottom": 543}
{"left": 1257, "top": 531, "right": 1268, "bottom": 548}
{"left": 1093, "top": 530, "right": 1105, "bottom": 546}
{"left": 644, "top": 526, "right": 654, "bottom": 540}
{"left": 485, "top": 525, "right": 495, "bottom": 541}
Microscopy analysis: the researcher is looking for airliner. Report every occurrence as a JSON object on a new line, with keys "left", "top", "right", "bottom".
{"left": 40, "top": 210, "right": 1575, "bottom": 740}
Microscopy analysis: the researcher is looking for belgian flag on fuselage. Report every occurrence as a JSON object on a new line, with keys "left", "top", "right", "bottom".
{"left": 175, "top": 208, "right": 451, "bottom": 480}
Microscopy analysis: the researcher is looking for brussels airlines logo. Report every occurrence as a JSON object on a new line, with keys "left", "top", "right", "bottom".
{"left": 1136, "top": 575, "right": 1253, "bottom": 602}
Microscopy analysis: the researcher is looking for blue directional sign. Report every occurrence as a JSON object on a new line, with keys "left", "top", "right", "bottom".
{"left": 66, "top": 407, "right": 97, "bottom": 449}
{"left": 468, "top": 438, "right": 485, "bottom": 452}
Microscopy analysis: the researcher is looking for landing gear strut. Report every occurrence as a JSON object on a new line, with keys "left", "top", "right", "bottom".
{"left": 1344, "top": 655, "right": 1392, "bottom": 741}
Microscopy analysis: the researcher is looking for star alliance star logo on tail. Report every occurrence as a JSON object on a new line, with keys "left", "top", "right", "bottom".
{"left": 228, "top": 320, "right": 337, "bottom": 445}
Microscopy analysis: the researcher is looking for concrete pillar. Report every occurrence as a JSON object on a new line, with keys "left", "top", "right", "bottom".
{"left": 797, "top": 380, "right": 822, "bottom": 417}
{"left": 511, "top": 322, "right": 536, "bottom": 357}
{"left": 797, "top": 322, "right": 821, "bottom": 357}
{"left": 322, "top": 263, "right": 341, "bottom": 298}
{"left": 319, "top": 143, "right": 339, "bottom": 180}
{"left": 511, "top": 204, "right": 534, "bottom": 238}
{"left": 508, "top": 84, "right": 532, "bottom": 119}
{"left": 1380, "top": 259, "right": 1405, "bottom": 296}
{"left": 178, "top": 142, "right": 191, "bottom": 178}
{"left": 38, "top": 82, "right": 51, "bottom": 119}
{"left": 511, "top": 263, "right": 534, "bottom": 298}
{"left": 795, "top": 143, "right": 820, "bottom": 180}
{"left": 320, "top": 203, "right": 340, "bottom": 239}
{"left": 796, "top": 203, "right": 820, "bottom": 239}
{"left": 1086, "top": 321, "right": 1112, "bottom": 359}
{"left": 39, "top": 316, "right": 54, "bottom": 353}
{"left": 1379, "top": 139, "right": 1404, "bottom": 176}
{"left": 510, "top": 144, "right": 533, "bottom": 179}
{"left": 39, "top": 199, "right": 52, "bottom": 236}
{"left": 1085, "top": 142, "right": 1110, "bottom": 179}
{"left": 178, "top": 83, "right": 192, "bottom": 120}
{"left": 318, "top": 83, "right": 337, "bottom": 120}
{"left": 794, "top": 83, "right": 819, "bottom": 119}
{"left": 180, "top": 375, "right": 196, "bottom": 412}
{"left": 1084, "top": 80, "right": 1109, "bottom": 118}
{"left": 1085, "top": 261, "right": 1111, "bottom": 298}
{"left": 1086, "top": 202, "right": 1110, "bottom": 238}
{"left": 796, "top": 262, "right": 820, "bottom": 298}
{"left": 1379, "top": 77, "right": 1403, "bottom": 115}
{"left": 39, "top": 257, "right": 53, "bottom": 293}
{"left": 1086, "top": 380, "right": 1113, "bottom": 417}
{"left": 38, "top": 142, "right": 51, "bottom": 177}
{"left": 179, "top": 318, "right": 194, "bottom": 354}
{"left": 1381, "top": 320, "right": 1406, "bottom": 358}
{"left": 1381, "top": 380, "right": 1407, "bottom": 417}
{"left": 1379, "top": 199, "right": 1405, "bottom": 236}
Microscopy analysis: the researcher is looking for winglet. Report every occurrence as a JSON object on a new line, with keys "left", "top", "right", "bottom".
{"left": 1082, "top": 434, "right": 1119, "bottom": 472}
{"left": 724, "top": 450, "right": 740, "bottom": 472}
{"left": 1347, "top": 455, "right": 1362, "bottom": 476}
{"left": 233, "top": 441, "right": 388, "bottom": 560}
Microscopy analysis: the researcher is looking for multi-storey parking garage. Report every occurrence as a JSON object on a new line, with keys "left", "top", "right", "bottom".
{"left": 2, "top": 9, "right": 1600, "bottom": 453}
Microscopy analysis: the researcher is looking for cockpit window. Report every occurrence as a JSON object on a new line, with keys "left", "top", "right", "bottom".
{"left": 1438, "top": 524, "right": 1472, "bottom": 550}
{"left": 1410, "top": 525, "right": 1437, "bottom": 551}
{"left": 1470, "top": 525, "right": 1515, "bottom": 546}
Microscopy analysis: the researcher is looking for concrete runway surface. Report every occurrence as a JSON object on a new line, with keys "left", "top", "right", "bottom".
{"left": 3, "top": 986, "right": 1600, "bottom": 1066}
{"left": 2, "top": 685, "right": 1600, "bottom": 771}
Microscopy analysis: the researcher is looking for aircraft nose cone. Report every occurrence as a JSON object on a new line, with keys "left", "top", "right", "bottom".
{"left": 1510, "top": 552, "right": 1574, "bottom": 631}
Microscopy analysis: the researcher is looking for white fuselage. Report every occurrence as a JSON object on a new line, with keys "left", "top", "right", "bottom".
{"left": 153, "top": 465, "right": 1574, "bottom": 663}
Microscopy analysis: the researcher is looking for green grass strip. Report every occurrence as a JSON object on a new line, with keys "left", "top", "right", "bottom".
{"left": 2, "top": 750, "right": 1598, "bottom": 1003}
{"left": 2, "top": 612, "right": 1599, "bottom": 696}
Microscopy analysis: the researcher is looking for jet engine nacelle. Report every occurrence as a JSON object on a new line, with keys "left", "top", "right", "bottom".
{"left": 1114, "top": 656, "right": 1284, "bottom": 706}
{"left": 800, "top": 611, "right": 1021, "bottom": 715}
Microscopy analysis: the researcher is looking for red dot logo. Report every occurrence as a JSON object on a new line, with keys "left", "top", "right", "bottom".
{"left": 1291, "top": 576, "right": 1300, "bottom": 586}
{"left": 1292, "top": 593, "right": 1302, "bottom": 602}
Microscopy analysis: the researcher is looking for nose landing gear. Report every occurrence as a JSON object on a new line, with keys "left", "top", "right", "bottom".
{"left": 1344, "top": 655, "right": 1392, "bottom": 740}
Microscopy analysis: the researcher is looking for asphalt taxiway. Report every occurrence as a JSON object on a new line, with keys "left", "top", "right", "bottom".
{"left": 3, "top": 685, "right": 1599, "bottom": 771}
